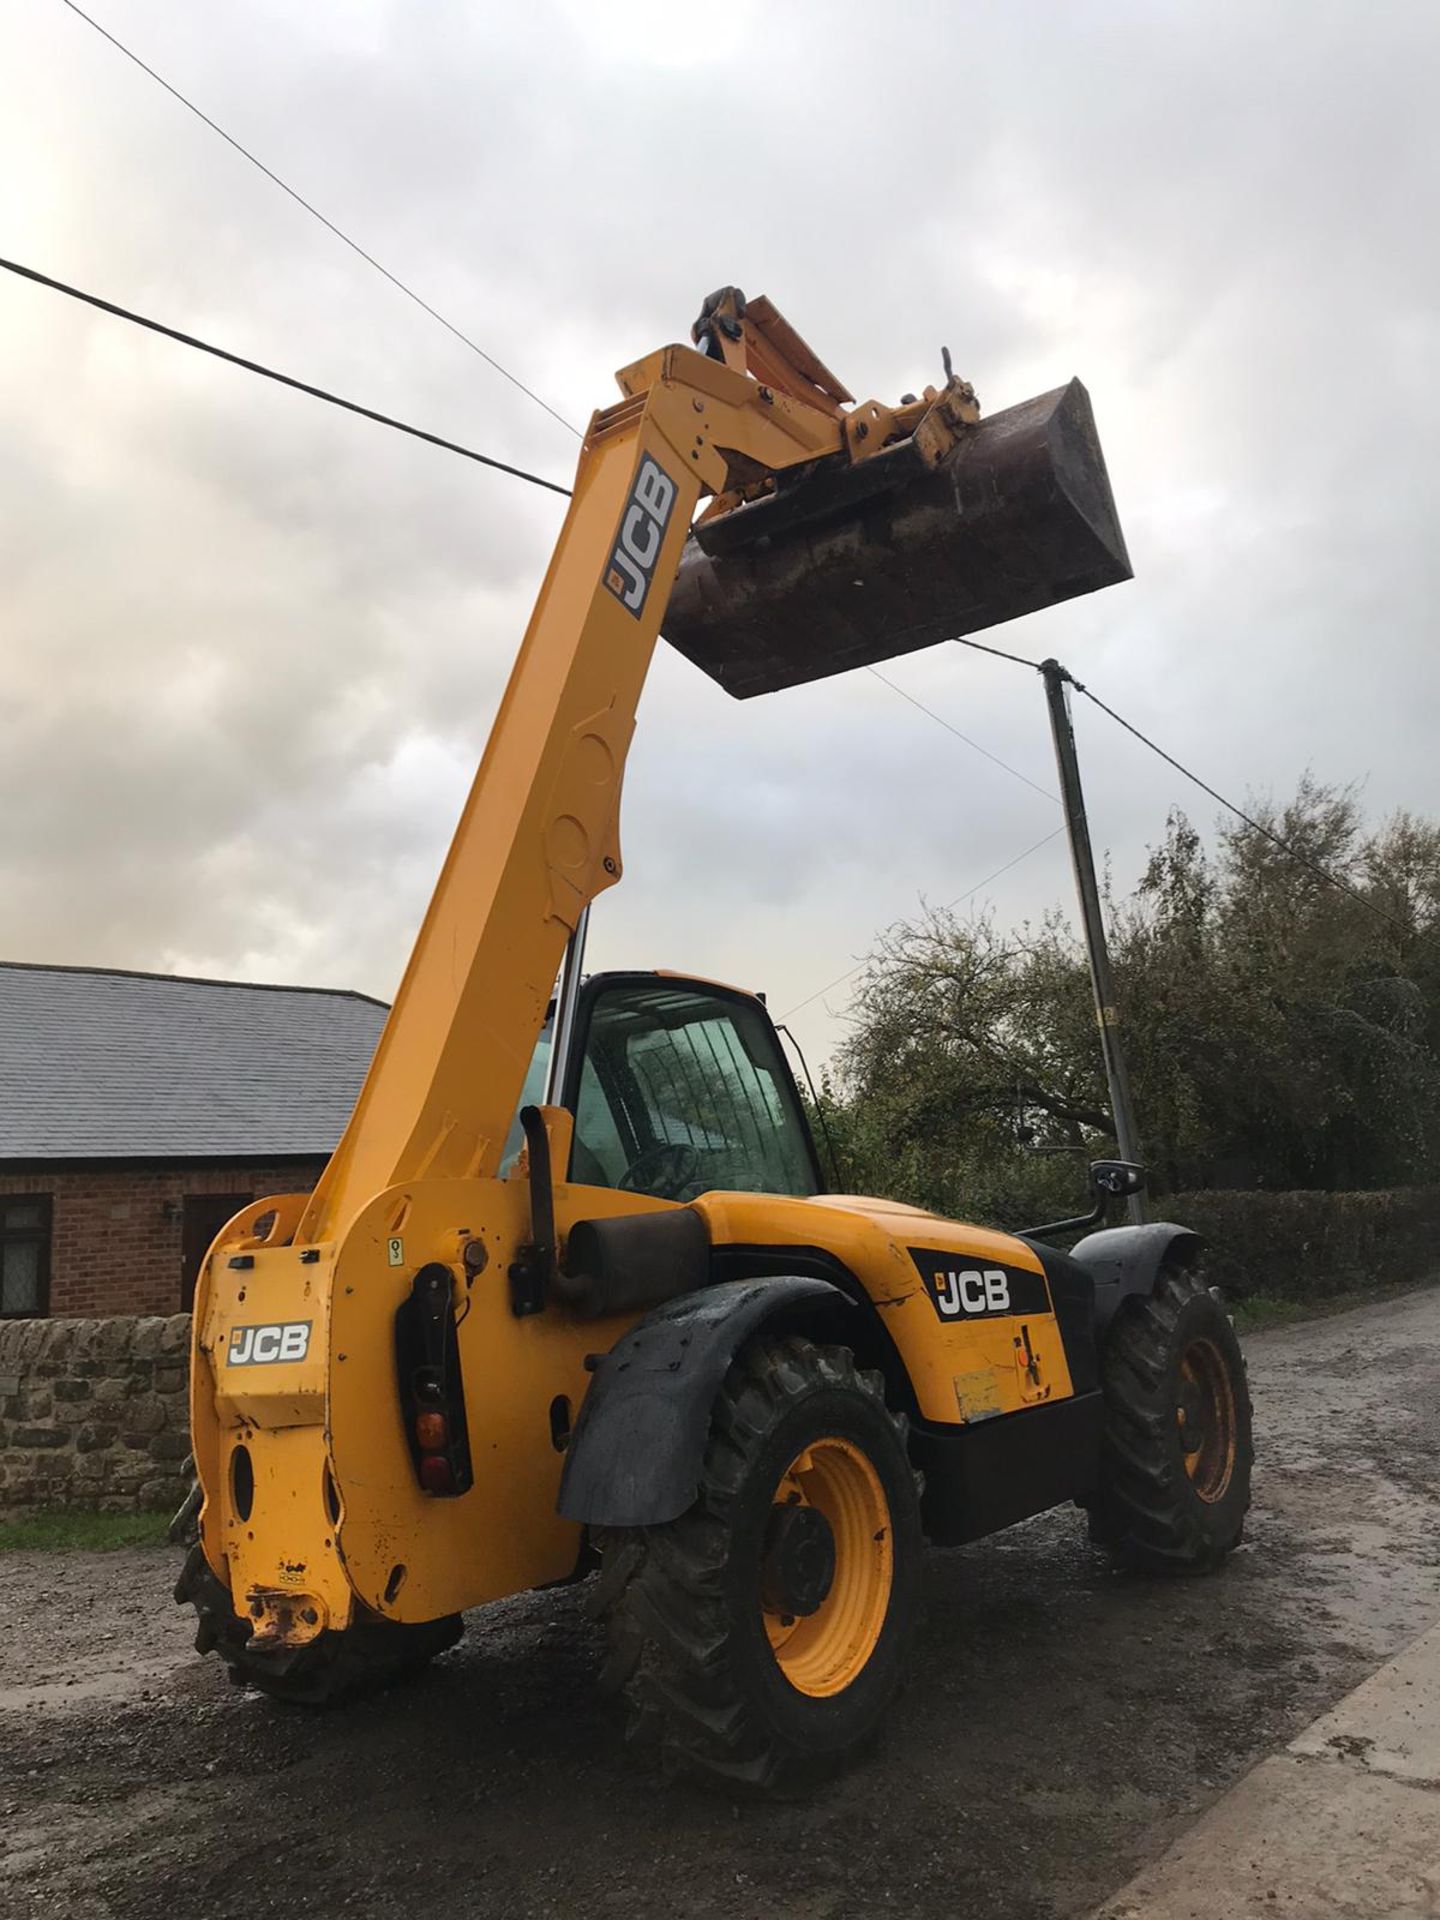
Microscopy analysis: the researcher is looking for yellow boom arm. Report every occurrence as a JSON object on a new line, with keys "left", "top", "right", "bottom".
{"left": 299, "top": 318, "right": 916, "bottom": 1245}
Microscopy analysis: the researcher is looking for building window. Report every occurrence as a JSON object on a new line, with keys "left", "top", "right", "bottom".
{"left": 1, "top": 1195, "right": 51, "bottom": 1318}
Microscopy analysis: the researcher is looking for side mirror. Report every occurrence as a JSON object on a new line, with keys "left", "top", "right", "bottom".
{"left": 1090, "top": 1160, "right": 1146, "bottom": 1201}
{"left": 1020, "top": 1159, "right": 1149, "bottom": 1244}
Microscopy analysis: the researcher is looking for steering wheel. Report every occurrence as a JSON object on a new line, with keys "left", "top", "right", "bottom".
{"left": 617, "top": 1142, "right": 701, "bottom": 1199}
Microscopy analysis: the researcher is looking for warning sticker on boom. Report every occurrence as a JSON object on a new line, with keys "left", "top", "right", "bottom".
{"left": 603, "top": 454, "right": 678, "bottom": 619}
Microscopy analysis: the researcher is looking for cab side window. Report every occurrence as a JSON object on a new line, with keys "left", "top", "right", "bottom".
{"left": 498, "top": 1027, "right": 552, "bottom": 1177}
{"left": 572, "top": 1056, "right": 630, "bottom": 1186}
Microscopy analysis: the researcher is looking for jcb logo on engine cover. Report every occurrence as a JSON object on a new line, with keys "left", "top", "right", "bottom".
{"left": 227, "top": 1321, "right": 312, "bottom": 1367}
{"left": 603, "top": 454, "right": 677, "bottom": 618}
{"left": 909, "top": 1251, "right": 1050, "bottom": 1323}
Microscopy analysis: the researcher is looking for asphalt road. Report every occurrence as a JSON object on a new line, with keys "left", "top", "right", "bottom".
{"left": 3, "top": 1286, "right": 1439, "bottom": 1920}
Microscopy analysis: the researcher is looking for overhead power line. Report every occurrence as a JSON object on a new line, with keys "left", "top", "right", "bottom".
{"left": 1073, "top": 683, "right": 1420, "bottom": 942}
{"left": 4, "top": 248, "right": 1072, "bottom": 1032}
{"left": 0, "top": 256, "right": 574, "bottom": 497}
{"left": 950, "top": 634, "right": 1043, "bottom": 671}
{"left": 780, "top": 827, "right": 1066, "bottom": 1020}
{"left": 863, "top": 664, "right": 1058, "bottom": 803}
{"left": 0, "top": 254, "right": 1081, "bottom": 792}
{"left": 58, "top": 0, "right": 581, "bottom": 438}
{"left": 948, "top": 633, "right": 1422, "bottom": 947}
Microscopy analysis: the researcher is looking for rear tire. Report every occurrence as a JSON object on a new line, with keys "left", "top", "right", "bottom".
{"left": 174, "top": 1543, "right": 462, "bottom": 1705}
{"left": 1094, "top": 1264, "right": 1253, "bottom": 1572}
{"left": 591, "top": 1335, "right": 922, "bottom": 1793}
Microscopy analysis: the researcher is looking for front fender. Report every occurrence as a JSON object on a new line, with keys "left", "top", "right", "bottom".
{"left": 556, "top": 1276, "right": 848, "bottom": 1529}
{"left": 1068, "top": 1221, "right": 1202, "bottom": 1339}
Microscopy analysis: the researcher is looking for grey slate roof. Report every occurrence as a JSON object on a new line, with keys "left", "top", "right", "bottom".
{"left": 0, "top": 963, "right": 388, "bottom": 1162}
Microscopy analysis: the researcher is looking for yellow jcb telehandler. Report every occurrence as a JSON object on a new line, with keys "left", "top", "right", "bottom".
{"left": 176, "top": 289, "right": 1253, "bottom": 1789}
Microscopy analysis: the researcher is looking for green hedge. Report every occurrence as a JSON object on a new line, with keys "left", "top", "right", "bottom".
{"left": 1161, "top": 1186, "right": 1440, "bottom": 1302}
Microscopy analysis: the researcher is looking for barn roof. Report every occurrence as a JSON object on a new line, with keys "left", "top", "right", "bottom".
{"left": 0, "top": 962, "right": 387, "bottom": 1163}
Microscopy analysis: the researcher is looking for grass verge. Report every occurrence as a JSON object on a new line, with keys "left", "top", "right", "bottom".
{"left": 1232, "top": 1273, "right": 1440, "bottom": 1334}
{"left": 0, "top": 1509, "right": 172, "bottom": 1552}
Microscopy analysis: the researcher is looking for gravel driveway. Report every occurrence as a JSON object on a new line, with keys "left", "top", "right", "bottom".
{"left": 3, "top": 1286, "right": 1439, "bottom": 1920}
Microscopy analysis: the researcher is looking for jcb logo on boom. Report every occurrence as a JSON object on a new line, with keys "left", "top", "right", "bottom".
{"left": 603, "top": 455, "right": 677, "bottom": 618}
{"left": 227, "top": 1321, "right": 312, "bottom": 1367}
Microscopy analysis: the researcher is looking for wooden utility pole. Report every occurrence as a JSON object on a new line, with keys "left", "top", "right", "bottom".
{"left": 1040, "top": 658, "right": 1146, "bottom": 1223}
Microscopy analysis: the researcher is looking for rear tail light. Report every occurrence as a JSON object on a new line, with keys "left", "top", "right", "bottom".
{"left": 419, "top": 1454, "right": 456, "bottom": 1495}
{"left": 394, "top": 1264, "right": 474, "bottom": 1498}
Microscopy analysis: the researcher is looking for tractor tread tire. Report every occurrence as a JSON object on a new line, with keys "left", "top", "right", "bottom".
{"left": 174, "top": 1540, "right": 462, "bottom": 1706}
{"left": 590, "top": 1335, "right": 922, "bottom": 1794}
{"left": 1095, "top": 1266, "right": 1253, "bottom": 1573}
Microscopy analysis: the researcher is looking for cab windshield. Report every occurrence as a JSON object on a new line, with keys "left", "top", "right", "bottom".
{"left": 501, "top": 980, "right": 816, "bottom": 1202}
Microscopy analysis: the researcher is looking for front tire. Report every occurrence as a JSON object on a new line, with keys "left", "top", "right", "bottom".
{"left": 1094, "top": 1264, "right": 1253, "bottom": 1572}
{"left": 592, "top": 1335, "right": 922, "bottom": 1792}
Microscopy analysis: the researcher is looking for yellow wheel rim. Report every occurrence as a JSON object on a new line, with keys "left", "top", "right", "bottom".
{"left": 762, "top": 1437, "right": 893, "bottom": 1698}
{"left": 1177, "top": 1337, "right": 1238, "bottom": 1503}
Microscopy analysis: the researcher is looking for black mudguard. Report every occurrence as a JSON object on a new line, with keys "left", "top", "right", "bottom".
{"left": 1068, "top": 1222, "right": 1202, "bottom": 1339}
{"left": 556, "top": 1276, "right": 847, "bottom": 1529}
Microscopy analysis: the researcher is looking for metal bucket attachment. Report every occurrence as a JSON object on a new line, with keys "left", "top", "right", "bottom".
{"left": 663, "top": 378, "right": 1131, "bottom": 699}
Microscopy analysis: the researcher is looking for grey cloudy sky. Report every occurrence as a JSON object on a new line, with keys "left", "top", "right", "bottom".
{"left": 2, "top": 0, "right": 1438, "bottom": 1072}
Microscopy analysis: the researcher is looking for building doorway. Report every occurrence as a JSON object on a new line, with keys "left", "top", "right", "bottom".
{"left": 181, "top": 1194, "right": 251, "bottom": 1312}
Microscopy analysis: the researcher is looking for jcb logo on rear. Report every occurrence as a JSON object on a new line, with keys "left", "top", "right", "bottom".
{"left": 227, "top": 1321, "right": 312, "bottom": 1367}
{"left": 603, "top": 455, "right": 677, "bottom": 618}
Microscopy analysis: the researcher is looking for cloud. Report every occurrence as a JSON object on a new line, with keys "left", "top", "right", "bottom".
{"left": 1, "top": 0, "right": 1437, "bottom": 1076}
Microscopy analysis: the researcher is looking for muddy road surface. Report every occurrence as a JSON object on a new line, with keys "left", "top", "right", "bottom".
{"left": 4, "top": 1288, "right": 1439, "bottom": 1920}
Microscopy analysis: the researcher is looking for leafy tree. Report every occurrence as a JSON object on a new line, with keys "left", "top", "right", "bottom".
{"left": 832, "top": 779, "right": 1440, "bottom": 1222}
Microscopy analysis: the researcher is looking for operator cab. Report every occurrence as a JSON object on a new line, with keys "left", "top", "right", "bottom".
{"left": 503, "top": 971, "right": 821, "bottom": 1203}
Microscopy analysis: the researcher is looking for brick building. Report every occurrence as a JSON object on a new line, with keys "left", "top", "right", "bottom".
{"left": 0, "top": 963, "right": 386, "bottom": 1318}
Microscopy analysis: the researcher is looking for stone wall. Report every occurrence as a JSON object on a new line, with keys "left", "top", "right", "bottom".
{"left": 0, "top": 1313, "right": 192, "bottom": 1514}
